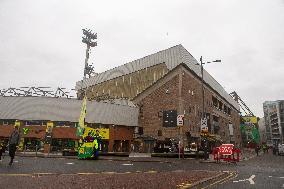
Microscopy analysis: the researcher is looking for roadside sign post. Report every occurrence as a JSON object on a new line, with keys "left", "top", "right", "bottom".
{"left": 200, "top": 118, "right": 209, "bottom": 160}
{"left": 201, "top": 118, "right": 208, "bottom": 132}
{"left": 177, "top": 115, "right": 184, "bottom": 159}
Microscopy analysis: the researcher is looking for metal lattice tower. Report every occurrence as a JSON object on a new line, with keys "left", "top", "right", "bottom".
{"left": 0, "top": 87, "right": 75, "bottom": 98}
{"left": 230, "top": 91, "right": 254, "bottom": 116}
{"left": 82, "top": 28, "right": 97, "bottom": 78}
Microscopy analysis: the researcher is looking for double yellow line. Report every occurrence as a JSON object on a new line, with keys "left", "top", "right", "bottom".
{"left": 201, "top": 171, "right": 238, "bottom": 189}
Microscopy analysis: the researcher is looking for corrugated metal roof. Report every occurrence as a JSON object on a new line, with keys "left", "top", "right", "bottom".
{"left": 0, "top": 96, "right": 138, "bottom": 126}
{"left": 75, "top": 44, "right": 239, "bottom": 110}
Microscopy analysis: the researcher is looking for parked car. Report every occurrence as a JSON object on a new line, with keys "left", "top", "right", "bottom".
{"left": 278, "top": 144, "right": 284, "bottom": 156}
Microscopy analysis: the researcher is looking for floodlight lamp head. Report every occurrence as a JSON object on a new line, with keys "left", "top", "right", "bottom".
{"left": 213, "top": 60, "right": 221, "bottom": 62}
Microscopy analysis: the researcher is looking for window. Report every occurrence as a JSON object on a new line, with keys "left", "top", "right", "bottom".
{"left": 158, "top": 130, "right": 162, "bottom": 136}
{"left": 228, "top": 108, "right": 231, "bottom": 116}
{"left": 25, "top": 120, "right": 42, "bottom": 126}
{"left": 163, "top": 110, "right": 177, "bottom": 127}
{"left": 139, "top": 105, "right": 144, "bottom": 119}
{"left": 212, "top": 96, "right": 218, "bottom": 107}
{"left": 218, "top": 101, "right": 223, "bottom": 111}
{"left": 138, "top": 127, "right": 143, "bottom": 135}
{"left": 224, "top": 105, "right": 228, "bottom": 114}
{"left": 139, "top": 105, "right": 144, "bottom": 113}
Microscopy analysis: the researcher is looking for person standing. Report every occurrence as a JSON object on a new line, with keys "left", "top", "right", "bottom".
{"left": 255, "top": 145, "right": 260, "bottom": 156}
{"left": 8, "top": 127, "right": 20, "bottom": 166}
{"left": 0, "top": 140, "right": 7, "bottom": 161}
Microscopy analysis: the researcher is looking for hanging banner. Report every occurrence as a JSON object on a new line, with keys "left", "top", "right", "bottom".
{"left": 15, "top": 120, "right": 21, "bottom": 128}
{"left": 46, "top": 121, "right": 54, "bottom": 133}
{"left": 77, "top": 96, "right": 87, "bottom": 136}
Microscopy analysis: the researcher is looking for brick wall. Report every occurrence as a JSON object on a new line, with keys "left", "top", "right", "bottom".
{"left": 138, "top": 66, "right": 241, "bottom": 147}
{"left": 108, "top": 126, "right": 135, "bottom": 152}
{"left": 138, "top": 75, "right": 180, "bottom": 140}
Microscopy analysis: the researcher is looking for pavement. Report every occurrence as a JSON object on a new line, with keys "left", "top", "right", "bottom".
{"left": 2, "top": 148, "right": 259, "bottom": 167}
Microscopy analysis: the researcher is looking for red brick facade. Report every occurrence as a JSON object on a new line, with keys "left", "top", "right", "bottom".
{"left": 108, "top": 126, "right": 135, "bottom": 152}
{"left": 135, "top": 65, "right": 241, "bottom": 148}
{"left": 0, "top": 124, "right": 135, "bottom": 153}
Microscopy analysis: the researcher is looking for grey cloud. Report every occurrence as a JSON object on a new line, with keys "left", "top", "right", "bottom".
{"left": 0, "top": 0, "right": 284, "bottom": 117}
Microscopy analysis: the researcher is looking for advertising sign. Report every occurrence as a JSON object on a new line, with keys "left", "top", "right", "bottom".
{"left": 15, "top": 120, "right": 21, "bottom": 128}
{"left": 22, "top": 128, "right": 30, "bottom": 135}
{"left": 46, "top": 121, "right": 54, "bottom": 133}
{"left": 218, "top": 144, "right": 234, "bottom": 155}
{"left": 82, "top": 127, "right": 110, "bottom": 140}
{"left": 242, "top": 116, "right": 257, "bottom": 124}
{"left": 201, "top": 118, "right": 208, "bottom": 132}
{"left": 177, "top": 115, "right": 184, "bottom": 126}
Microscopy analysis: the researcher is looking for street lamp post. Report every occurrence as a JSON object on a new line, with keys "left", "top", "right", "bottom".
{"left": 198, "top": 56, "right": 221, "bottom": 160}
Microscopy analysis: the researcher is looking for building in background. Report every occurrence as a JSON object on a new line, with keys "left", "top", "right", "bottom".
{"left": 258, "top": 117, "right": 266, "bottom": 144}
{"left": 263, "top": 100, "right": 284, "bottom": 146}
{"left": 0, "top": 96, "right": 138, "bottom": 153}
{"left": 76, "top": 45, "right": 241, "bottom": 152}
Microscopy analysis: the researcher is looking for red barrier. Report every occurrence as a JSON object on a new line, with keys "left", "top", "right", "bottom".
{"left": 213, "top": 145, "right": 241, "bottom": 163}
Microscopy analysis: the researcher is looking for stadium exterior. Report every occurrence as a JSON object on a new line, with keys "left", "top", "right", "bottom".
{"left": 76, "top": 45, "right": 241, "bottom": 151}
{"left": 0, "top": 44, "right": 241, "bottom": 153}
{"left": 0, "top": 96, "right": 138, "bottom": 153}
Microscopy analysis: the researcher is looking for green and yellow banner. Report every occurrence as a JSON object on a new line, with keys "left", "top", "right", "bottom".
{"left": 77, "top": 96, "right": 87, "bottom": 136}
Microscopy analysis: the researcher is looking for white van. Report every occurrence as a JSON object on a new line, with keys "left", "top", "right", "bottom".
{"left": 278, "top": 144, "right": 284, "bottom": 155}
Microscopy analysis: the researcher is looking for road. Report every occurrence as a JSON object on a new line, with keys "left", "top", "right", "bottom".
{"left": 0, "top": 152, "right": 283, "bottom": 188}
{"left": 208, "top": 153, "right": 284, "bottom": 189}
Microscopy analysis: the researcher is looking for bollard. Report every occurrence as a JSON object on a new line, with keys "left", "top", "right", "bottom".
{"left": 36, "top": 145, "right": 38, "bottom": 157}
{"left": 48, "top": 144, "right": 50, "bottom": 157}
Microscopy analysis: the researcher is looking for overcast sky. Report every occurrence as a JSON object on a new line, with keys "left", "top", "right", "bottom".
{"left": 0, "top": 0, "right": 283, "bottom": 117}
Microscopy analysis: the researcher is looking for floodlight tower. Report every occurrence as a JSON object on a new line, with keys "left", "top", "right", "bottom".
{"left": 82, "top": 28, "right": 97, "bottom": 78}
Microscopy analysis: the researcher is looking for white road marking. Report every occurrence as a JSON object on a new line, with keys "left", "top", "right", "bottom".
{"left": 66, "top": 162, "right": 74, "bottom": 165}
{"left": 279, "top": 177, "right": 284, "bottom": 179}
{"left": 102, "top": 172, "right": 116, "bottom": 174}
{"left": 248, "top": 175, "right": 255, "bottom": 185}
{"left": 269, "top": 176, "right": 272, "bottom": 178}
{"left": 233, "top": 175, "right": 255, "bottom": 185}
{"left": 233, "top": 179, "right": 246, "bottom": 183}
{"left": 14, "top": 161, "right": 18, "bottom": 163}
{"left": 121, "top": 163, "right": 133, "bottom": 166}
